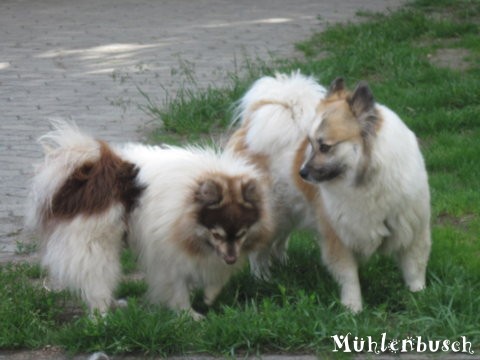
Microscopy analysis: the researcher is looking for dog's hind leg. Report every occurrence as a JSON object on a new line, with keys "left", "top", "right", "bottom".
{"left": 249, "top": 232, "right": 289, "bottom": 280}
{"left": 249, "top": 249, "right": 272, "bottom": 280}
{"left": 397, "top": 225, "right": 431, "bottom": 292}
{"left": 271, "top": 233, "right": 290, "bottom": 265}
{"left": 42, "top": 206, "right": 125, "bottom": 315}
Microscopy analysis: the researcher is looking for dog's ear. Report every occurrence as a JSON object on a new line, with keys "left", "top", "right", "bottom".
{"left": 195, "top": 179, "right": 223, "bottom": 208}
{"left": 349, "top": 82, "right": 380, "bottom": 145}
{"left": 326, "top": 77, "right": 347, "bottom": 100}
{"left": 327, "top": 77, "right": 345, "bottom": 95}
{"left": 241, "top": 179, "right": 260, "bottom": 208}
{"left": 348, "top": 81, "right": 375, "bottom": 118}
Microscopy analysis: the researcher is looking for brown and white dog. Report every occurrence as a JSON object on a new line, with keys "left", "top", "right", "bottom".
{"left": 228, "top": 72, "right": 431, "bottom": 312}
{"left": 26, "top": 121, "right": 273, "bottom": 319}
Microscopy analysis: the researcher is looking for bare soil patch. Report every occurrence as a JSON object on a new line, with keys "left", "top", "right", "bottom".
{"left": 428, "top": 47, "right": 472, "bottom": 71}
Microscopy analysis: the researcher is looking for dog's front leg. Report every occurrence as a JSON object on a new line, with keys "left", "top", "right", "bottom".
{"left": 316, "top": 212, "right": 362, "bottom": 313}
{"left": 203, "top": 284, "right": 223, "bottom": 306}
{"left": 320, "top": 230, "right": 362, "bottom": 312}
{"left": 167, "top": 284, "right": 204, "bottom": 321}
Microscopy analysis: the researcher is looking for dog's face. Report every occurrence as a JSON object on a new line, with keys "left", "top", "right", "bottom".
{"left": 193, "top": 176, "right": 263, "bottom": 265}
{"left": 300, "top": 78, "right": 380, "bottom": 186}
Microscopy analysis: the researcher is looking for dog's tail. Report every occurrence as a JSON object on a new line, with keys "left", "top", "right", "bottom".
{"left": 232, "top": 71, "right": 326, "bottom": 155}
{"left": 25, "top": 121, "right": 99, "bottom": 231}
{"left": 25, "top": 121, "right": 145, "bottom": 313}
{"left": 25, "top": 120, "right": 143, "bottom": 233}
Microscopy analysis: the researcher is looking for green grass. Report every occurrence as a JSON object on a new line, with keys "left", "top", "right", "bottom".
{"left": 2, "top": 0, "right": 480, "bottom": 356}
{"left": 140, "top": 58, "right": 274, "bottom": 145}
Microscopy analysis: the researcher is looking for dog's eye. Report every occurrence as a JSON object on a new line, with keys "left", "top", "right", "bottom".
{"left": 319, "top": 143, "right": 332, "bottom": 153}
{"left": 235, "top": 229, "right": 247, "bottom": 239}
{"left": 210, "top": 228, "right": 225, "bottom": 240}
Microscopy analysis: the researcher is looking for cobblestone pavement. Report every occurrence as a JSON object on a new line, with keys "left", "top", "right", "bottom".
{"left": 0, "top": 0, "right": 405, "bottom": 262}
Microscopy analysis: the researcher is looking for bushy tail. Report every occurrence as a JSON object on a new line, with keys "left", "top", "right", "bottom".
{"left": 25, "top": 120, "right": 103, "bottom": 232}
{"left": 233, "top": 71, "right": 326, "bottom": 155}
{"left": 25, "top": 121, "right": 140, "bottom": 314}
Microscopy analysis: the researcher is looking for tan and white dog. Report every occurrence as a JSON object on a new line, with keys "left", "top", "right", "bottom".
{"left": 228, "top": 72, "right": 431, "bottom": 312}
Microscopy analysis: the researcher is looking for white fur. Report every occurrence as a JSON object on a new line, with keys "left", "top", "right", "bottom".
{"left": 317, "top": 105, "right": 430, "bottom": 257}
{"left": 232, "top": 72, "right": 327, "bottom": 277}
{"left": 235, "top": 71, "right": 327, "bottom": 154}
{"left": 315, "top": 104, "right": 431, "bottom": 309}
{"left": 27, "top": 123, "right": 271, "bottom": 317}
{"left": 42, "top": 205, "right": 125, "bottom": 313}
{"left": 119, "top": 144, "right": 267, "bottom": 314}
{"left": 231, "top": 72, "right": 431, "bottom": 312}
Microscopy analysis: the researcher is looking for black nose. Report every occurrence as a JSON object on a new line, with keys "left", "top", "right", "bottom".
{"left": 299, "top": 167, "right": 309, "bottom": 179}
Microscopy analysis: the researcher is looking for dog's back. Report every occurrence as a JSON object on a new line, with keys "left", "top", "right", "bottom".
{"left": 229, "top": 72, "right": 326, "bottom": 220}
{"left": 232, "top": 72, "right": 326, "bottom": 156}
{"left": 227, "top": 72, "right": 326, "bottom": 278}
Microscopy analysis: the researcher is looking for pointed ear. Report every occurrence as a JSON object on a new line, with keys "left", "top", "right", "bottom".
{"left": 195, "top": 179, "right": 223, "bottom": 208}
{"left": 241, "top": 179, "right": 260, "bottom": 208}
{"left": 327, "top": 77, "right": 345, "bottom": 97}
{"left": 348, "top": 81, "right": 375, "bottom": 118}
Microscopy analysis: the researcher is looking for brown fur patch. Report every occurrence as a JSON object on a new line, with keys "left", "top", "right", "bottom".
{"left": 249, "top": 99, "right": 291, "bottom": 114}
{"left": 304, "top": 186, "right": 349, "bottom": 264}
{"left": 293, "top": 138, "right": 319, "bottom": 201}
{"left": 319, "top": 81, "right": 383, "bottom": 136}
{"left": 317, "top": 100, "right": 384, "bottom": 148}
{"left": 316, "top": 101, "right": 364, "bottom": 145}
{"left": 316, "top": 201, "right": 352, "bottom": 263}
{"left": 180, "top": 233, "right": 207, "bottom": 258}
{"left": 227, "top": 124, "right": 270, "bottom": 174}
{"left": 48, "top": 141, "right": 145, "bottom": 221}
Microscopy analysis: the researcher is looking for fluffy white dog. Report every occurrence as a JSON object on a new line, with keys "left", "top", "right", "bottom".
{"left": 228, "top": 73, "right": 431, "bottom": 312}
{"left": 26, "top": 122, "right": 273, "bottom": 318}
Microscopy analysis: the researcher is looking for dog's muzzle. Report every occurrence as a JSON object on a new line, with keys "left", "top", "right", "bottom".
{"left": 299, "top": 163, "right": 345, "bottom": 183}
{"left": 299, "top": 166, "right": 310, "bottom": 180}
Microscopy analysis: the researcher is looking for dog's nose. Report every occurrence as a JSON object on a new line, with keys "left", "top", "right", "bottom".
{"left": 299, "top": 167, "right": 309, "bottom": 179}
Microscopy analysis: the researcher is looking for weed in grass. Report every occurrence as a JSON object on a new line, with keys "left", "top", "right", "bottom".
{"left": 120, "top": 248, "right": 137, "bottom": 275}
{"left": 14, "top": 239, "right": 38, "bottom": 256}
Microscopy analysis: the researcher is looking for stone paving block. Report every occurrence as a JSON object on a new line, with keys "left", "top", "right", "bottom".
{"left": 0, "top": 0, "right": 406, "bottom": 264}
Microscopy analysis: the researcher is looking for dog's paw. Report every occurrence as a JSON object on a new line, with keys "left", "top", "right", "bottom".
{"left": 250, "top": 262, "right": 272, "bottom": 281}
{"left": 113, "top": 298, "right": 128, "bottom": 308}
{"left": 407, "top": 280, "right": 425, "bottom": 292}
{"left": 88, "top": 352, "right": 110, "bottom": 360}
{"left": 274, "top": 251, "right": 289, "bottom": 266}
{"left": 345, "top": 301, "right": 363, "bottom": 314}
{"left": 341, "top": 295, "right": 363, "bottom": 314}
{"left": 188, "top": 309, "right": 205, "bottom": 321}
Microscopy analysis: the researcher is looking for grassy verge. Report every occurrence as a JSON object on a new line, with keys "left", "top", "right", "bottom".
{"left": 2, "top": 0, "right": 480, "bottom": 356}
